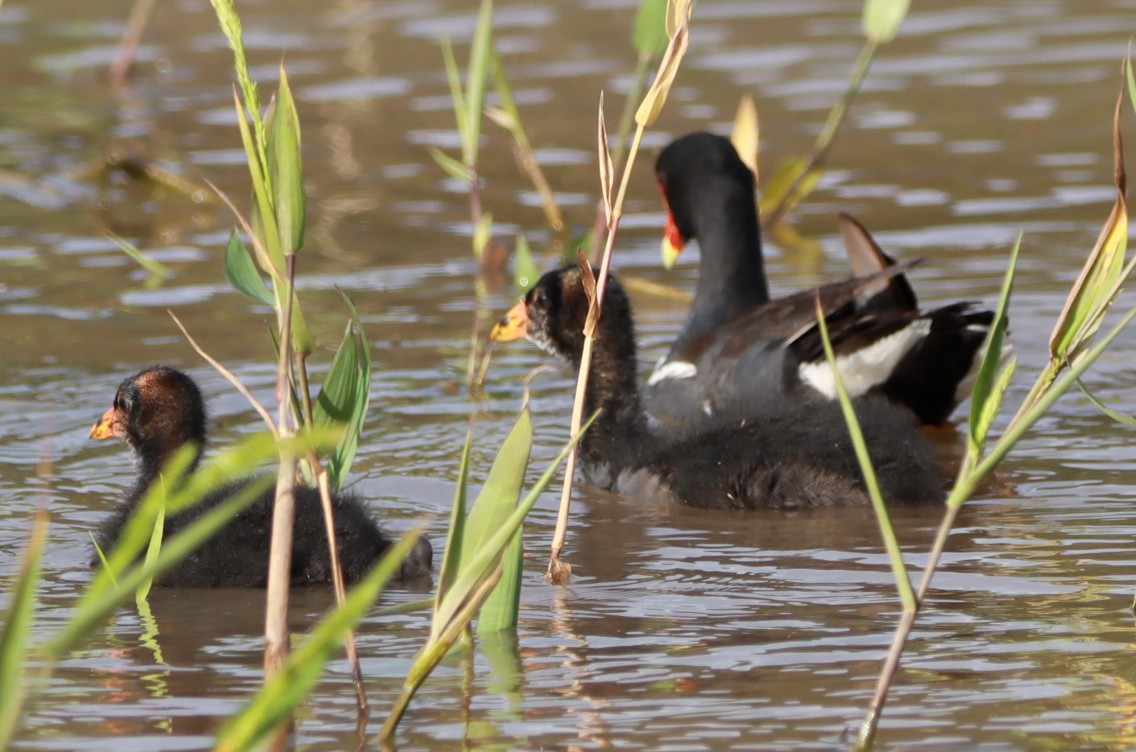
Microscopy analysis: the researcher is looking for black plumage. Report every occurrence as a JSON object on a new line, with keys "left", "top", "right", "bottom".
{"left": 89, "top": 366, "right": 432, "bottom": 588}
{"left": 492, "top": 266, "right": 944, "bottom": 510}
{"left": 647, "top": 131, "right": 994, "bottom": 427}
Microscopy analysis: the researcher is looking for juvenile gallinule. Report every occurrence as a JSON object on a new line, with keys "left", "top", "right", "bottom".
{"left": 491, "top": 266, "right": 944, "bottom": 509}
{"left": 89, "top": 366, "right": 432, "bottom": 587}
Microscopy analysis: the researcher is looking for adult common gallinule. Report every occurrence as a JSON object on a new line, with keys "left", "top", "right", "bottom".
{"left": 648, "top": 131, "right": 994, "bottom": 427}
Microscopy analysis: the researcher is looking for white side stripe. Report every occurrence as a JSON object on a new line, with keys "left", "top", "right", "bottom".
{"left": 797, "top": 320, "right": 931, "bottom": 398}
{"left": 646, "top": 360, "right": 698, "bottom": 386}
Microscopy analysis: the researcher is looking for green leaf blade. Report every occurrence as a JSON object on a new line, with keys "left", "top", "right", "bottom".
{"left": 633, "top": 0, "right": 669, "bottom": 59}
{"left": 0, "top": 509, "right": 49, "bottom": 750}
{"left": 224, "top": 230, "right": 275, "bottom": 305}
{"left": 862, "top": 0, "right": 910, "bottom": 43}
{"left": 266, "top": 66, "right": 306, "bottom": 254}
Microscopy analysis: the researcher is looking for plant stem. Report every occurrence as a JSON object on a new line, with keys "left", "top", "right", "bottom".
{"left": 763, "top": 39, "right": 878, "bottom": 230}
{"left": 547, "top": 126, "right": 645, "bottom": 582}
{"left": 263, "top": 256, "right": 299, "bottom": 750}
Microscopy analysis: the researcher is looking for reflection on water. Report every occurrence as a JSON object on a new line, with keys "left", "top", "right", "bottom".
{"left": 2, "top": 0, "right": 1136, "bottom": 749}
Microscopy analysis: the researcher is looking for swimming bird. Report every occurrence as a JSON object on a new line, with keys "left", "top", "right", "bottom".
{"left": 89, "top": 366, "right": 432, "bottom": 587}
{"left": 492, "top": 265, "right": 944, "bottom": 509}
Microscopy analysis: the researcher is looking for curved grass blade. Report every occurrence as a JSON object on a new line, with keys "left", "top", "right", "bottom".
{"left": 312, "top": 291, "right": 372, "bottom": 488}
{"left": 224, "top": 229, "right": 274, "bottom": 305}
{"left": 213, "top": 530, "right": 424, "bottom": 752}
{"left": 0, "top": 508, "right": 48, "bottom": 750}
{"left": 967, "top": 233, "right": 1021, "bottom": 455}
{"left": 1076, "top": 378, "right": 1136, "bottom": 428}
{"left": 47, "top": 475, "right": 272, "bottom": 660}
{"left": 381, "top": 413, "right": 593, "bottom": 742}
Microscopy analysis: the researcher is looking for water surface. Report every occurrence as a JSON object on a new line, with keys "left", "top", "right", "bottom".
{"left": 2, "top": 0, "right": 1135, "bottom": 749}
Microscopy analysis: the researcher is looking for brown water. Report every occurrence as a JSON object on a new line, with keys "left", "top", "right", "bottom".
{"left": 2, "top": 0, "right": 1136, "bottom": 749}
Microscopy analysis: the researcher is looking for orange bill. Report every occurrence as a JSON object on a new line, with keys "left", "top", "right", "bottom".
{"left": 490, "top": 300, "right": 529, "bottom": 342}
{"left": 89, "top": 406, "right": 122, "bottom": 440}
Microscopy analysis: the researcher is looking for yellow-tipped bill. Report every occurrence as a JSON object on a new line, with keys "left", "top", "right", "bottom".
{"left": 660, "top": 202, "right": 687, "bottom": 270}
{"left": 490, "top": 300, "right": 529, "bottom": 342}
{"left": 89, "top": 406, "right": 122, "bottom": 440}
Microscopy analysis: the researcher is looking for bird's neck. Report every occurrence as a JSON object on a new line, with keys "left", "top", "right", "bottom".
{"left": 574, "top": 331, "right": 650, "bottom": 472}
{"left": 134, "top": 440, "right": 203, "bottom": 502}
{"left": 671, "top": 195, "right": 768, "bottom": 356}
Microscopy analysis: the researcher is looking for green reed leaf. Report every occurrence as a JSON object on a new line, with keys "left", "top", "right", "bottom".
{"left": 1049, "top": 92, "right": 1130, "bottom": 364}
{"left": 862, "top": 0, "right": 910, "bottom": 43}
{"left": 635, "top": 0, "right": 692, "bottom": 128}
{"left": 968, "top": 233, "right": 1021, "bottom": 454}
{"left": 224, "top": 230, "right": 274, "bottom": 305}
{"left": 633, "top": 0, "right": 668, "bottom": 59}
{"left": 473, "top": 212, "right": 493, "bottom": 260}
{"left": 440, "top": 35, "right": 468, "bottom": 141}
{"left": 312, "top": 291, "right": 372, "bottom": 488}
{"left": 108, "top": 233, "right": 172, "bottom": 280}
{"left": 513, "top": 234, "right": 539, "bottom": 294}
{"left": 434, "top": 430, "right": 473, "bottom": 626}
{"left": 266, "top": 66, "right": 306, "bottom": 255}
{"left": 428, "top": 145, "right": 476, "bottom": 183}
{"left": 1077, "top": 378, "right": 1136, "bottom": 428}
{"left": 471, "top": 407, "right": 532, "bottom": 634}
{"left": 214, "top": 530, "right": 423, "bottom": 752}
{"left": 463, "top": 0, "right": 494, "bottom": 167}
{"left": 0, "top": 508, "right": 48, "bottom": 750}
{"left": 385, "top": 413, "right": 594, "bottom": 740}
{"left": 814, "top": 298, "right": 914, "bottom": 610}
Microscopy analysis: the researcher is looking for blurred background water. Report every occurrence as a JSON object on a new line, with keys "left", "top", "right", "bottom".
{"left": 2, "top": 0, "right": 1135, "bottom": 749}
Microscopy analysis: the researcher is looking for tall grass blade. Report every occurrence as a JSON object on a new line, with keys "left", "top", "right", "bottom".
{"left": 383, "top": 415, "right": 593, "bottom": 740}
{"left": 1076, "top": 378, "right": 1136, "bottom": 428}
{"left": 434, "top": 431, "right": 474, "bottom": 628}
{"left": 1049, "top": 91, "right": 1129, "bottom": 364}
{"left": 107, "top": 233, "right": 172, "bottom": 280}
{"left": 428, "top": 145, "right": 476, "bottom": 183}
{"left": 487, "top": 45, "right": 564, "bottom": 231}
{"left": 813, "top": 299, "right": 914, "bottom": 609}
{"left": 440, "top": 35, "right": 468, "bottom": 143}
{"left": 0, "top": 508, "right": 48, "bottom": 750}
{"left": 231, "top": 88, "right": 282, "bottom": 271}
{"left": 214, "top": 530, "right": 424, "bottom": 752}
{"left": 473, "top": 213, "right": 493, "bottom": 259}
{"left": 463, "top": 0, "right": 494, "bottom": 167}
{"left": 967, "top": 233, "right": 1021, "bottom": 455}
{"left": 224, "top": 229, "right": 274, "bottom": 305}
{"left": 598, "top": 94, "right": 614, "bottom": 225}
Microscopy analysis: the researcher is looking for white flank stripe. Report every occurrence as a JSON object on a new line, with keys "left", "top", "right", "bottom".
{"left": 646, "top": 360, "right": 698, "bottom": 386}
{"left": 798, "top": 320, "right": 932, "bottom": 398}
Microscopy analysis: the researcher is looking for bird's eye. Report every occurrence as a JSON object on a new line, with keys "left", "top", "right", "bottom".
{"left": 530, "top": 287, "right": 548, "bottom": 309}
{"left": 115, "top": 395, "right": 133, "bottom": 414}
